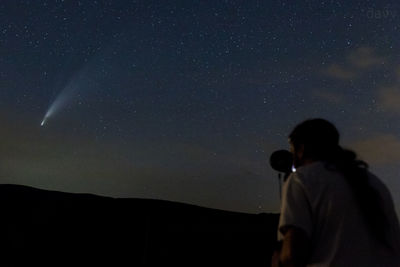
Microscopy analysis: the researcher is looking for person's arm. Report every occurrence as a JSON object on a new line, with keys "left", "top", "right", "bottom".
{"left": 279, "top": 226, "right": 310, "bottom": 267}
{"left": 271, "top": 241, "right": 282, "bottom": 267}
{"left": 274, "top": 173, "right": 312, "bottom": 267}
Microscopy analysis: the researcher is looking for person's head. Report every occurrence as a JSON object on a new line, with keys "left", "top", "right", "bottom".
{"left": 289, "top": 118, "right": 340, "bottom": 168}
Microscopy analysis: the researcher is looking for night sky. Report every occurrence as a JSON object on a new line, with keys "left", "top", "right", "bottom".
{"left": 1, "top": 0, "right": 400, "bottom": 214}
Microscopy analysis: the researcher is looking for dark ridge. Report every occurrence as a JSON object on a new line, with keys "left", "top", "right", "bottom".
{"left": 0, "top": 184, "right": 279, "bottom": 266}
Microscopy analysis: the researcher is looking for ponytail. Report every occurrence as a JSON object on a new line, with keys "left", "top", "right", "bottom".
{"left": 326, "top": 147, "right": 391, "bottom": 249}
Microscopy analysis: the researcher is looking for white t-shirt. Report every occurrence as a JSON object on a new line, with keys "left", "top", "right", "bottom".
{"left": 278, "top": 161, "right": 400, "bottom": 267}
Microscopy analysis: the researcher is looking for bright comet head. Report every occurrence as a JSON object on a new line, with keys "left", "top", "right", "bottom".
{"left": 41, "top": 112, "right": 50, "bottom": 127}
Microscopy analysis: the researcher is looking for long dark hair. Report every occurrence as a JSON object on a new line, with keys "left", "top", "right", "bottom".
{"left": 289, "top": 118, "right": 391, "bottom": 249}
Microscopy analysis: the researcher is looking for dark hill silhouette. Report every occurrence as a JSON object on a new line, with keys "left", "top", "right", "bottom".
{"left": 0, "top": 184, "right": 279, "bottom": 266}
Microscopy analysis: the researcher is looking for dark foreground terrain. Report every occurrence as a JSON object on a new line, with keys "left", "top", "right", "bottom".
{"left": 0, "top": 184, "right": 279, "bottom": 266}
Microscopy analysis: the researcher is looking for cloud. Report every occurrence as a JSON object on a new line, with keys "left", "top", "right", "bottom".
{"left": 347, "top": 47, "right": 385, "bottom": 69}
{"left": 324, "top": 64, "right": 357, "bottom": 80}
{"left": 377, "top": 86, "right": 400, "bottom": 113}
{"left": 312, "top": 89, "right": 346, "bottom": 104}
{"left": 350, "top": 134, "right": 400, "bottom": 165}
{"left": 323, "top": 46, "right": 385, "bottom": 80}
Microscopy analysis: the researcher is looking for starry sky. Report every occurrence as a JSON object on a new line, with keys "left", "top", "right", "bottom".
{"left": 1, "top": 0, "right": 400, "bottom": 214}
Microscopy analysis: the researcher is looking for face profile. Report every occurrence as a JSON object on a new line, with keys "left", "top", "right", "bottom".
{"left": 289, "top": 141, "right": 305, "bottom": 169}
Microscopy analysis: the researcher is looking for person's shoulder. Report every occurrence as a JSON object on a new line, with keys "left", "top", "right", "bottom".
{"left": 295, "top": 161, "right": 328, "bottom": 178}
{"left": 292, "top": 161, "right": 338, "bottom": 189}
{"left": 366, "top": 171, "right": 391, "bottom": 195}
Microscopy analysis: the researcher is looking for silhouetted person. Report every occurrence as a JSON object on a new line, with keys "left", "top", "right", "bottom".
{"left": 272, "top": 118, "right": 400, "bottom": 267}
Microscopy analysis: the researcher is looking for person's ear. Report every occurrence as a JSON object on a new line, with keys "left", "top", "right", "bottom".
{"left": 296, "top": 144, "right": 304, "bottom": 160}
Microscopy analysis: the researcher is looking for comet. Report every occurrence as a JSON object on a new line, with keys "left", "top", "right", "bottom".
{"left": 40, "top": 86, "right": 74, "bottom": 127}
{"left": 40, "top": 50, "right": 106, "bottom": 127}
{"left": 41, "top": 113, "right": 50, "bottom": 126}
{"left": 40, "top": 62, "right": 91, "bottom": 127}
{"left": 40, "top": 94, "right": 61, "bottom": 127}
